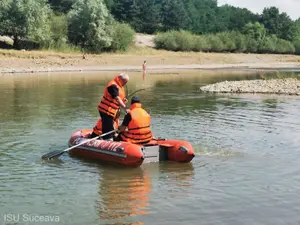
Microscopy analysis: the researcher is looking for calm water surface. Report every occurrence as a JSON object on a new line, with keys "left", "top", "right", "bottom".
{"left": 1, "top": 70, "right": 300, "bottom": 225}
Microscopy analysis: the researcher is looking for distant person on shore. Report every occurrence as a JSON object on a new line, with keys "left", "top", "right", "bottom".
{"left": 115, "top": 96, "right": 153, "bottom": 144}
{"left": 142, "top": 60, "right": 146, "bottom": 80}
{"left": 97, "top": 73, "right": 129, "bottom": 140}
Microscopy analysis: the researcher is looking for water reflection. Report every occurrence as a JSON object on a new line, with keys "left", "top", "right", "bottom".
{"left": 92, "top": 161, "right": 195, "bottom": 224}
{"left": 159, "top": 162, "right": 195, "bottom": 187}
{"left": 97, "top": 166, "right": 151, "bottom": 225}
{"left": 157, "top": 162, "right": 195, "bottom": 200}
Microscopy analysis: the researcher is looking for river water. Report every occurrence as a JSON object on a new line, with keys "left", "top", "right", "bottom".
{"left": 1, "top": 70, "right": 300, "bottom": 225}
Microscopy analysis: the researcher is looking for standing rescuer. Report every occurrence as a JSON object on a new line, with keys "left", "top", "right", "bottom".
{"left": 90, "top": 109, "right": 120, "bottom": 138}
{"left": 97, "top": 73, "right": 129, "bottom": 140}
{"left": 115, "top": 96, "right": 153, "bottom": 144}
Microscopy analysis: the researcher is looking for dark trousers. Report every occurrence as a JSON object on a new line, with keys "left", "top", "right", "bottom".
{"left": 114, "top": 134, "right": 124, "bottom": 142}
{"left": 99, "top": 112, "right": 114, "bottom": 140}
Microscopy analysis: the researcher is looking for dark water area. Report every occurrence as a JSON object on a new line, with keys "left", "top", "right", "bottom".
{"left": 1, "top": 70, "right": 300, "bottom": 225}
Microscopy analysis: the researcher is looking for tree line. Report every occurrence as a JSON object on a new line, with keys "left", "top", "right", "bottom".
{"left": 0, "top": 0, "right": 299, "bottom": 54}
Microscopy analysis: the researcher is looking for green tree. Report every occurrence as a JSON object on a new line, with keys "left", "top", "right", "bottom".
{"left": 0, "top": 0, "right": 52, "bottom": 49}
{"left": 67, "top": 0, "right": 114, "bottom": 52}
{"left": 103, "top": 0, "right": 115, "bottom": 10}
{"left": 184, "top": 0, "right": 218, "bottom": 34}
{"left": 131, "top": 0, "right": 160, "bottom": 34}
{"left": 111, "top": 0, "right": 135, "bottom": 23}
{"left": 243, "top": 22, "right": 266, "bottom": 40}
{"left": 278, "top": 12, "right": 295, "bottom": 41}
{"left": 183, "top": 0, "right": 198, "bottom": 31}
{"left": 260, "top": 7, "right": 294, "bottom": 41}
{"left": 48, "top": 0, "right": 75, "bottom": 13}
{"left": 294, "top": 40, "right": 300, "bottom": 55}
{"left": 216, "top": 5, "right": 259, "bottom": 32}
{"left": 292, "top": 21, "right": 300, "bottom": 41}
{"left": 160, "top": 0, "right": 188, "bottom": 31}
{"left": 46, "top": 13, "right": 69, "bottom": 49}
{"left": 260, "top": 7, "right": 281, "bottom": 34}
{"left": 109, "top": 22, "right": 135, "bottom": 51}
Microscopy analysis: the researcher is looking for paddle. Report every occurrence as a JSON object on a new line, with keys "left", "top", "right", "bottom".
{"left": 41, "top": 129, "right": 117, "bottom": 160}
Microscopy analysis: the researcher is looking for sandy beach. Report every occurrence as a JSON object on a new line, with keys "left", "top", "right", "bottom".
{"left": 1, "top": 45, "right": 300, "bottom": 74}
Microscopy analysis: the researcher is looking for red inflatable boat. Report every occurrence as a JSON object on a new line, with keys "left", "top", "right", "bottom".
{"left": 68, "top": 129, "right": 195, "bottom": 167}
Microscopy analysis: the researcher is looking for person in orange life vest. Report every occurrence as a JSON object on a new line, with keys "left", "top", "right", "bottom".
{"left": 90, "top": 109, "right": 121, "bottom": 138}
{"left": 98, "top": 73, "right": 129, "bottom": 140}
{"left": 115, "top": 96, "right": 153, "bottom": 144}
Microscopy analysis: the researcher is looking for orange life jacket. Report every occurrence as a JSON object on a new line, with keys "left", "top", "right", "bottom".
{"left": 98, "top": 76, "right": 125, "bottom": 118}
{"left": 120, "top": 103, "right": 152, "bottom": 144}
{"left": 93, "top": 118, "right": 119, "bottom": 136}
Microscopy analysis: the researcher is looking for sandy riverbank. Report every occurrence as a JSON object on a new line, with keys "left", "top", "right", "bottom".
{"left": 1, "top": 47, "right": 300, "bottom": 74}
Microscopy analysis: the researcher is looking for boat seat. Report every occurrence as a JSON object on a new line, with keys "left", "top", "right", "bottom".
{"left": 142, "top": 145, "right": 168, "bottom": 163}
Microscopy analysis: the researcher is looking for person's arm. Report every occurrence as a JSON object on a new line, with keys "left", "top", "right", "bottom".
{"left": 107, "top": 85, "right": 128, "bottom": 110}
{"left": 118, "top": 113, "right": 131, "bottom": 133}
{"left": 116, "top": 96, "right": 127, "bottom": 109}
{"left": 118, "top": 125, "right": 126, "bottom": 133}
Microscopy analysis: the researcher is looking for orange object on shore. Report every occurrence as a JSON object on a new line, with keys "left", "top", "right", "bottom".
{"left": 68, "top": 129, "right": 195, "bottom": 167}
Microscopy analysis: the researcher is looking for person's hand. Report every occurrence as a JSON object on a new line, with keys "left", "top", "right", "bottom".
{"left": 116, "top": 126, "right": 121, "bottom": 134}
{"left": 123, "top": 98, "right": 128, "bottom": 104}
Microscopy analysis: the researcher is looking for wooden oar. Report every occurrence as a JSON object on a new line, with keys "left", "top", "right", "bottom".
{"left": 41, "top": 129, "right": 117, "bottom": 160}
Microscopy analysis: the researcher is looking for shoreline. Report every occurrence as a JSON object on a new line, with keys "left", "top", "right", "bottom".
{"left": 1, "top": 63, "right": 300, "bottom": 75}
{"left": 1, "top": 48, "right": 300, "bottom": 74}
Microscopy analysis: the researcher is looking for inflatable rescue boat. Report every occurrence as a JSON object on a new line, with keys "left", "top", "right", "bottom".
{"left": 68, "top": 129, "right": 195, "bottom": 167}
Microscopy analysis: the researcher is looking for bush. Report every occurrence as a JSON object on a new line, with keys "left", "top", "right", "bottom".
{"left": 108, "top": 22, "right": 135, "bottom": 52}
{"left": 193, "top": 35, "right": 210, "bottom": 51}
{"left": 153, "top": 29, "right": 297, "bottom": 55}
{"left": 154, "top": 30, "right": 196, "bottom": 51}
{"left": 230, "top": 31, "right": 247, "bottom": 52}
{"left": 154, "top": 31, "right": 177, "bottom": 50}
{"left": 258, "top": 36, "right": 276, "bottom": 53}
{"left": 206, "top": 35, "right": 224, "bottom": 52}
{"left": 217, "top": 32, "right": 236, "bottom": 52}
{"left": 19, "top": 39, "right": 40, "bottom": 50}
{"left": 38, "top": 13, "right": 80, "bottom": 52}
{"left": 294, "top": 40, "right": 300, "bottom": 55}
{"left": 41, "top": 13, "right": 68, "bottom": 49}
{"left": 175, "top": 30, "right": 196, "bottom": 51}
{"left": 276, "top": 39, "right": 295, "bottom": 54}
{"left": 245, "top": 37, "right": 259, "bottom": 53}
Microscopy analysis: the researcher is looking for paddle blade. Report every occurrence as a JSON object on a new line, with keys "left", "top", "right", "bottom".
{"left": 41, "top": 150, "right": 65, "bottom": 160}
